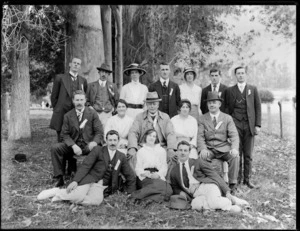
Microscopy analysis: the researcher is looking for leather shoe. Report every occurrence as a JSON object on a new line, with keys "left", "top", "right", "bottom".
{"left": 229, "top": 184, "right": 237, "bottom": 195}
{"left": 55, "top": 175, "right": 64, "bottom": 187}
{"left": 244, "top": 181, "right": 258, "bottom": 189}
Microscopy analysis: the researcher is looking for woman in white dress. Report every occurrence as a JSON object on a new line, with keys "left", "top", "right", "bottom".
{"left": 171, "top": 99, "right": 198, "bottom": 159}
{"left": 120, "top": 63, "right": 148, "bottom": 119}
{"left": 104, "top": 99, "right": 134, "bottom": 154}
{"left": 131, "top": 129, "right": 173, "bottom": 202}
{"left": 179, "top": 67, "right": 202, "bottom": 121}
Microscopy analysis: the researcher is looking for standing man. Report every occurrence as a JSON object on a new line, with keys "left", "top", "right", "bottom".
{"left": 224, "top": 66, "right": 261, "bottom": 189}
{"left": 148, "top": 62, "right": 181, "bottom": 118}
{"left": 50, "top": 57, "right": 88, "bottom": 142}
{"left": 120, "top": 63, "right": 148, "bottom": 119}
{"left": 197, "top": 92, "right": 240, "bottom": 194}
{"left": 201, "top": 69, "right": 227, "bottom": 114}
{"left": 86, "top": 63, "right": 119, "bottom": 127}
{"left": 51, "top": 90, "right": 104, "bottom": 187}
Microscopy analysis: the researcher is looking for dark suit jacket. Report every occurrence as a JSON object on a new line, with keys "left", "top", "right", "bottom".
{"left": 61, "top": 107, "right": 104, "bottom": 147}
{"left": 224, "top": 84, "right": 261, "bottom": 135}
{"left": 73, "top": 146, "right": 136, "bottom": 194}
{"left": 86, "top": 80, "right": 119, "bottom": 110}
{"left": 148, "top": 80, "right": 181, "bottom": 118}
{"left": 50, "top": 73, "right": 88, "bottom": 131}
{"left": 170, "top": 158, "right": 230, "bottom": 199}
{"left": 200, "top": 83, "right": 228, "bottom": 114}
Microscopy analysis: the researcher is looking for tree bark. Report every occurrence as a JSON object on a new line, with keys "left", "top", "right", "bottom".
{"left": 64, "top": 5, "right": 104, "bottom": 83}
{"left": 101, "top": 5, "right": 112, "bottom": 83}
{"left": 112, "top": 5, "right": 123, "bottom": 90}
{"left": 8, "top": 36, "right": 31, "bottom": 140}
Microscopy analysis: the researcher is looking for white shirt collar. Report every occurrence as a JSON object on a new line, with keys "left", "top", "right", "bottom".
{"left": 69, "top": 71, "right": 78, "bottom": 78}
{"left": 108, "top": 148, "right": 116, "bottom": 160}
{"left": 99, "top": 80, "right": 107, "bottom": 86}
{"left": 211, "top": 82, "right": 221, "bottom": 91}
{"left": 237, "top": 82, "right": 246, "bottom": 89}
{"left": 209, "top": 111, "right": 220, "bottom": 121}
{"left": 75, "top": 107, "right": 85, "bottom": 114}
{"left": 160, "top": 78, "right": 169, "bottom": 87}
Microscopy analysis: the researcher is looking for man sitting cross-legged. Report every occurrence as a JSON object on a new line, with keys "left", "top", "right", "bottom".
{"left": 170, "top": 141, "right": 248, "bottom": 212}
{"left": 197, "top": 91, "right": 240, "bottom": 194}
{"left": 38, "top": 130, "right": 136, "bottom": 205}
{"left": 51, "top": 90, "right": 104, "bottom": 187}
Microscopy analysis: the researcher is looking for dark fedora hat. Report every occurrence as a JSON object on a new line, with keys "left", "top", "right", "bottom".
{"left": 167, "top": 195, "right": 191, "bottom": 210}
{"left": 204, "top": 91, "right": 223, "bottom": 102}
{"left": 144, "top": 91, "right": 162, "bottom": 103}
{"left": 123, "top": 63, "right": 146, "bottom": 77}
{"left": 14, "top": 153, "right": 27, "bottom": 162}
{"left": 96, "top": 63, "right": 113, "bottom": 73}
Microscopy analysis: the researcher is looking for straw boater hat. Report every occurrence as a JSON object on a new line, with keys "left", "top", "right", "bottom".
{"left": 183, "top": 67, "right": 197, "bottom": 78}
{"left": 167, "top": 195, "right": 191, "bottom": 210}
{"left": 123, "top": 63, "right": 146, "bottom": 77}
{"left": 204, "top": 91, "right": 223, "bottom": 102}
{"left": 144, "top": 92, "right": 162, "bottom": 103}
{"left": 96, "top": 63, "right": 113, "bottom": 73}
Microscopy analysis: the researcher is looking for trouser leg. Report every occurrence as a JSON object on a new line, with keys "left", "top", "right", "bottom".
{"left": 219, "top": 152, "right": 239, "bottom": 184}
{"left": 235, "top": 121, "right": 244, "bottom": 182}
{"left": 243, "top": 125, "right": 255, "bottom": 182}
{"left": 51, "top": 143, "right": 73, "bottom": 178}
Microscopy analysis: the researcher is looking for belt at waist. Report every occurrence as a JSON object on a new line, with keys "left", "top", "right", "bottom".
{"left": 176, "top": 136, "right": 192, "bottom": 141}
{"left": 144, "top": 167, "right": 158, "bottom": 173}
{"left": 127, "top": 103, "right": 143, "bottom": 109}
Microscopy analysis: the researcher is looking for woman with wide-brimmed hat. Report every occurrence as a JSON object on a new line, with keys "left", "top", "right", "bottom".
{"left": 120, "top": 63, "right": 148, "bottom": 119}
{"left": 179, "top": 67, "right": 202, "bottom": 121}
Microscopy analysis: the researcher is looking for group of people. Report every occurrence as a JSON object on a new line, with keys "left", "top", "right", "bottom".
{"left": 37, "top": 57, "right": 261, "bottom": 213}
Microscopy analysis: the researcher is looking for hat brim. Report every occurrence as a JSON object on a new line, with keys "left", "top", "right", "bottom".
{"left": 145, "top": 99, "right": 162, "bottom": 103}
{"left": 123, "top": 68, "right": 146, "bottom": 77}
{"left": 97, "top": 67, "right": 113, "bottom": 73}
{"left": 204, "top": 98, "right": 223, "bottom": 102}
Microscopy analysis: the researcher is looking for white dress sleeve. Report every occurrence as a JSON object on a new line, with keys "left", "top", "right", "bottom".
{"left": 135, "top": 148, "right": 147, "bottom": 181}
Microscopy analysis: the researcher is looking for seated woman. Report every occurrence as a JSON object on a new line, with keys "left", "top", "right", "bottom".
{"left": 171, "top": 99, "right": 198, "bottom": 159}
{"left": 104, "top": 99, "right": 134, "bottom": 154}
{"left": 131, "top": 129, "right": 173, "bottom": 203}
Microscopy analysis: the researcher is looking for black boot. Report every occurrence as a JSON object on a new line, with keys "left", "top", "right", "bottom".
{"left": 229, "top": 183, "right": 237, "bottom": 195}
{"left": 55, "top": 175, "right": 64, "bottom": 187}
{"left": 244, "top": 180, "right": 259, "bottom": 189}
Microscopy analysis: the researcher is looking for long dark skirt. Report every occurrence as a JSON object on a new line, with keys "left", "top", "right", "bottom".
{"left": 131, "top": 178, "right": 173, "bottom": 203}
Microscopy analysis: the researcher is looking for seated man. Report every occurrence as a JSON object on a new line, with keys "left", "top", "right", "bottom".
{"left": 127, "top": 91, "right": 177, "bottom": 180}
{"left": 104, "top": 99, "right": 134, "bottom": 155}
{"left": 197, "top": 91, "right": 239, "bottom": 194}
{"left": 38, "top": 130, "right": 136, "bottom": 205}
{"left": 170, "top": 141, "right": 248, "bottom": 212}
{"left": 51, "top": 90, "right": 104, "bottom": 187}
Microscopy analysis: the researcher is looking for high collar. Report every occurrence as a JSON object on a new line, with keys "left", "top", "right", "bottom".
{"left": 209, "top": 110, "right": 220, "bottom": 121}
{"left": 69, "top": 71, "right": 78, "bottom": 78}
{"left": 160, "top": 78, "right": 169, "bottom": 87}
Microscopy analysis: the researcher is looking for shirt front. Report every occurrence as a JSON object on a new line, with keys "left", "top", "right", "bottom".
{"left": 237, "top": 82, "right": 246, "bottom": 92}
{"left": 211, "top": 82, "right": 221, "bottom": 92}
{"left": 108, "top": 149, "right": 116, "bottom": 161}
{"left": 160, "top": 78, "right": 169, "bottom": 87}
{"left": 69, "top": 71, "right": 78, "bottom": 78}
{"left": 209, "top": 111, "right": 220, "bottom": 122}
{"left": 179, "top": 160, "right": 198, "bottom": 189}
{"left": 99, "top": 80, "right": 107, "bottom": 87}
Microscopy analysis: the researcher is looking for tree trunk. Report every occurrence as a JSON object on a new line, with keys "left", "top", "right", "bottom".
{"left": 101, "top": 5, "right": 112, "bottom": 82}
{"left": 64, "top": 5, "right": 104, "bottom": 83}
{"left": 112, "top": 6, "right": 123, "bottom": 90}
{"left": 267, "top": 103, "right": 272, "bottom": 133}
{"left": 8, "top": 36, "right": 31, "bottom": 140}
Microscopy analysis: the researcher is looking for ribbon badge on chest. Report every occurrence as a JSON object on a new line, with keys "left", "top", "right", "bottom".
{"left": 215, "top": 121, "right": 223, "bottom": 130}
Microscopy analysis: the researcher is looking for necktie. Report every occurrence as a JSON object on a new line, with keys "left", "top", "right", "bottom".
{"left": 213, "top": 116, "right": 217, "bottom": 128}
{"left": 182, "top": 163, "right": 189, "bottom": 188}
{"left": 71, "top": 76, "right": 76, "bottom": 81}
{"left": 163, "top": 81, "right": 167, "bottom": 89}
{"left": 77, "top": 110, "right": 83, "bottom": 122}
{"left": 213, "top": 85, "right": 216, "bottom": 92}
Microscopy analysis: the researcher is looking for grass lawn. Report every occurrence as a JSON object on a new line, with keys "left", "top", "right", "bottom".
{"left": 1, "top": 115, "right": 296, "bottom": 229}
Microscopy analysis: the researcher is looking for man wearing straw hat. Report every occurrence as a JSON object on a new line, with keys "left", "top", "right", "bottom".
{"left": 127, "top": 91, "right": 177, "bottom": 180}
{"left": 197, "top": 91, "right": 240, "bottom": 195}
{"left": 120, "top": 63, "right": 148, "bottom": 119}
{"left": 86, "top": 64, "right": 119, "bottom": 127}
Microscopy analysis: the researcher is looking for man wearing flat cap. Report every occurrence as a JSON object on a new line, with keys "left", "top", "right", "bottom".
{"left": 120, "top": 63, "right": 148, "bottom": 119}
{"left": 86, "top": 64, "right": 119, "bottom": 127}
{"left": 127, "top": 91, "right": 178, "bottom": 181}
{"left": 197, "top": 91, "right": 240, "bottom": 194}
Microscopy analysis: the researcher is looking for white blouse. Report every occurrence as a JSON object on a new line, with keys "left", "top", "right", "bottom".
{"left": 180, "top": 83, "right": 202, "bottom": 106}
{"left": 171, "top": 115, "right": 198, "bottom": 146}
{"left": 120, "top": 81, "right": 148, "bottom": 105}
{"left": 135, "top": 144, "right": 168, "bottom": 181}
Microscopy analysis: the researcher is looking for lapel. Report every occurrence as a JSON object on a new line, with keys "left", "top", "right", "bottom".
{"left": 245, "top": 84, "right": 250, "bottom": 102}
{"left": 102, "top": 146, "right": 110, "bottom": 168}
{"left": 70, "top": 109, "right": 80, "bottom": 131}
{"left": 155, "top": 81, "right": 163, "bottom": 98}
{"left": 77, "top": 75, "right": 85, "bottom": 92}
{"left": 204, "top": 113, "right": 215, "bottom": 130}
{"left": 168, "top": 81, "right": 174, "bottom": 101}
{"left": 62, "top": 73, "right": 72, "bottom": 98}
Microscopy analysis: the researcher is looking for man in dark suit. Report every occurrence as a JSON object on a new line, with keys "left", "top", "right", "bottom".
{"left": 224, "top": 66, "right": 261, "bottom": 189}
{"left": 200, "top": 69, "right": 228, "bottom": 114}
{"left": 148, "top": 62, "right": 181, "bottom": 118}
{"left": 50, "top": 57, "right": 88, "bottom": 142}
{"left": 170, "top": 141, "right": 243, "bottom": 212}
{"left": 51, "top": 90, "right": 104, "bottom": 187}
{"left": 86, "top": 64, "right": 119, "bottom": 127}
{"left": 66, "top": 130, "right": 136, "bottom": 197}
